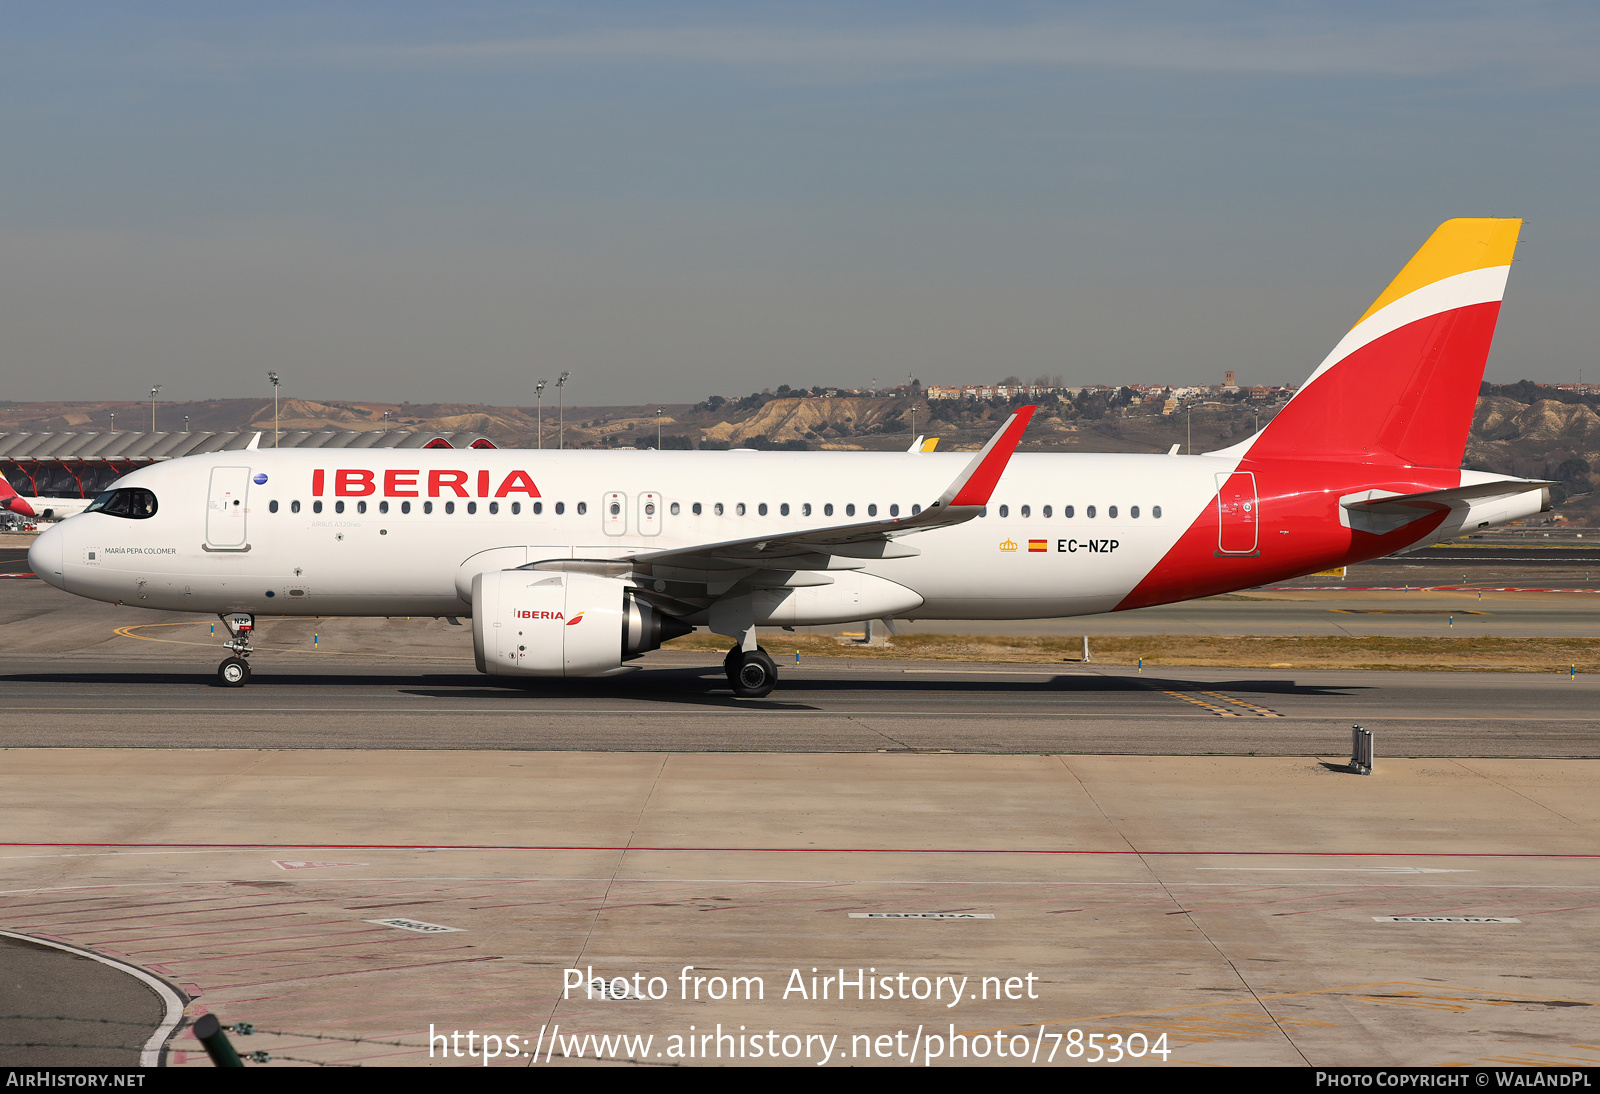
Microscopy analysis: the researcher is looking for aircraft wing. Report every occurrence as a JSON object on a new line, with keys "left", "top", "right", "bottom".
{"left": 617, "top": 406, "right": 1034, "bottom": 569}
{"left": 521, "top": 407, "right": 1035, "bottom": 588}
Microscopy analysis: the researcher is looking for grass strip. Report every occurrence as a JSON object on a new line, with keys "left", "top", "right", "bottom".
{"left": 665, "top": 632, "right": 1600, "bottom": 672}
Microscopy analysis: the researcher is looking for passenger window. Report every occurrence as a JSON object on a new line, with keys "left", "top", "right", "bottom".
{"left": 1130, "top": 505, "right": 1139, "bottom": 518}
{"left": 1087, "top": 505, "right": 1096, "bottom": 518}
{"left": 1153, "top": 505, "right": 1162, "bottom": 518}
{"left": 868, "top": 504, "right": 877, "bottom": 517}
{"left": 313, "top": 500, "right": 323, "bottom": 514}
{"left": 758, "top": 503, "right": 768, "bottom": 516}
{"left": 979, "top": 507, "right": 987, "bottom": 517}
{"left": 715, "top": 502, "right": 724, "bottom": 515}
{"left": 846, "top": 504, "right": 855, "bottom": 517}
{"left": 445, "top": 501, "right": 455, "bottom": 515}
{"left": 1020, "top": 505, "right": 1030, "bottom": 518}
{"left": 671, "top": 502, "right": 680, "bottom": 516}
{"left": 1043, "top": 505, "right": 1052, "bottom": 518}
{"left": 467, "top": 501, "right": 477, "bottom": 515}
{"left": 1064, "top": 505, "right": 1074, "bottom": 518}
{"left": 423, "top": 501, "right": 433, "bottom": 514}
{"left": 998, "top": 505, "right": 1008, "bottom": 518}
{"left": 379, "top": 500, "right": 390, "bottom": 514}
{"left": 401, "top": 501, "right": 411, "bottom": 515}
{"left": 737, "top": 503, "right": 746, "bottom": 516}
{"left": 511, "top": 502, "right": 520, "bottom": 515}
{"left": 889, "top": 504, "right": 899, "bottom": 517}
{"left": 1108, "top": 505, "right": 1117, "bottom": 519}
{"left": 532, "top": 502, "right": 541, "bottom": 514}
{"left": 780, "top": 503, "right": 789, "bottom": 516}
{"left": 335, "top": 501, "right": 345, "bottom": 514}
{"left": 802, "top": 503, "right": 812, "bottom": 516}
{"left": 693, "top": 502, "right": 703, "bottom": 515}
{"left": 911, "top": 504, "right": 921, "bottom": 515}
{"left": 555, "top": 502, "right": 565, "bottom": 515}
{"left": 356, "top": 500, "right": 367, "bottom": 514}
{"left": 291, "top": 500, "right": 301, "bottom": 514}
{"left": 489, "top": 501, "right": 498, "bottom": 515}
{"left": 824, "top": 503, "right": 833, "bottom": 517}
{"left": 269, "top": 500, "right": 279, "bottom": 513}
{"left": 576, "top": 501, "right": 587, "bottom": 515}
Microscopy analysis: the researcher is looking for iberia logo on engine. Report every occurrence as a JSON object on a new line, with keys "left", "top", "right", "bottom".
{"left": 516, "top": 610, "right": 564, "bottom": 620}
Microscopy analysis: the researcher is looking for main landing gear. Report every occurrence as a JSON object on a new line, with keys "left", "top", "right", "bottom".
{"left": 217, "top": 613, "right": 255, "bottom": 688}
{"left": 725, "top": 645, "right": 777, "bottom": 698}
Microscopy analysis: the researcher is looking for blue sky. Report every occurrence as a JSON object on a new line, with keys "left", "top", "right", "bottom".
{"left": 4, "top": 3, "right": 1598, "bottom": 404}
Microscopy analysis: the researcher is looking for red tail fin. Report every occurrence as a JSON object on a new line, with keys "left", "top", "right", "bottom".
{"left": 1235, "top": 218, "right": 1521, "bottom": 469}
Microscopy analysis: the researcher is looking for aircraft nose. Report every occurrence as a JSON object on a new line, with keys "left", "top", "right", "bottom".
{"left": 28, "top": 523, "right": 66, "bottom": 590}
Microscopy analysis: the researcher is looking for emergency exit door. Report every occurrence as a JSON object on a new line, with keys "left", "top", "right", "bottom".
{"left": 1215, "top": 471, "right": 1258, "bottom": 555}
{"left": 206, "top": 467, "right": 251, "bottom": 548}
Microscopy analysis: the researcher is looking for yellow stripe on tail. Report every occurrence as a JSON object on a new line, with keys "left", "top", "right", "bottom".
{"left": 1356, "top": 217, "right": 1521, "bottom": 324}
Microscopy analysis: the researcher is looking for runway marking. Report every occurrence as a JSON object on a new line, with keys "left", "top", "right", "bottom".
{"left": 1197, "top": 867, "right": 1473, "bottom": 874}
{"left": 1198, "top": 690, "right": 1281, "bottom": 717}
{"left": 112, "top": 621, "right": 476, "bottom": 661}
{"left": 1375, "top": 916, "right": 1520, "bottom": 923}
{"left": 1162, "top": 691, "right": 1238, "bottom": 716}
{"left": 274, "top": 860, "right": 368, "bottom": 871}
{"left": 901, "top": 668, "right": 1089, "bottom": 676}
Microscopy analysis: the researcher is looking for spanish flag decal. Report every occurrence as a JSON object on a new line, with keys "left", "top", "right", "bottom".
{"left": 1028, "top": 540, "right": 1047, "bottom": 552}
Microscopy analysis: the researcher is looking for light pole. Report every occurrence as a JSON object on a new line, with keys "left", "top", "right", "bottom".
{"left": 909, "top": 400, "right": 921, "bottom": 441}
{"left": 267, "top": 371, "right": 281, "bottom": 447}
{"left": 656, "top": 407, "right": 664, "bottom": 450}
{"left": 183, "top": 415, "right": 190, "bottom": 433}
{"left": 535, "top": 379, "right": 547, "bottom": 450}
{"left": 149, "top": 385, "right": 161, "bottom": 431}
{"left": 556, "top": 371, "right": 569, "bottom": 451}
{"left": 109, "top": 411, "right": 115, "bottom": 432}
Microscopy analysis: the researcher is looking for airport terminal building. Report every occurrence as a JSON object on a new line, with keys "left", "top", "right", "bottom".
{"left": 0, "top": 429, "right": 496, "bottom": 502}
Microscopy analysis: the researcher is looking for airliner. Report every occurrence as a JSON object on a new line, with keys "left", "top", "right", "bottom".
{"left": 29, "top": 219, "right": 1548, "bottom": 697}
{"left": 0, "top": 479, "right": 93, "bottom": 521}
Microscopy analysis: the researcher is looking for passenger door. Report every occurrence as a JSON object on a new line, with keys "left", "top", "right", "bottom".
{"left": 206, "top": 467, "right": 252, "bottom": 548}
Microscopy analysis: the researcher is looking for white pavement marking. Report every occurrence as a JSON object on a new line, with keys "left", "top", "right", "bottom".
{"left": 0, "top": 928, "right": 185, "bottom": 1067}
{"left": 1196, "top": 867, "right": 1477, "bottom": 874}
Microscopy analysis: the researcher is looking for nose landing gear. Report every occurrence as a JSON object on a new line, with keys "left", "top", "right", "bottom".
{"left": 216, "top": 613, "right": 255, "bottom": 687}
{"left": 726, "top": 646, "right": 777, "bottom": 698}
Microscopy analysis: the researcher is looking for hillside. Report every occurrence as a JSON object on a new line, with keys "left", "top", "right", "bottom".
{"left": 3, "top": 383, "right": 1596, "bottom": 523}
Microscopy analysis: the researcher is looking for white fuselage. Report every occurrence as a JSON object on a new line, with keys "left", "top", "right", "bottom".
{"left": 30, "top": 448, "right": 1241, "bottom": 623}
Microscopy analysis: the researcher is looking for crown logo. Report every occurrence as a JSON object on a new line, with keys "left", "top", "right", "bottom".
{"left": 999, "top": 538, "right": 1018, "bottom": 552}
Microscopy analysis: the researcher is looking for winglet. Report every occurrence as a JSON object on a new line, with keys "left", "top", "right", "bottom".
{"left": 939, "top": 406, "right": 1035, "bottom": 509}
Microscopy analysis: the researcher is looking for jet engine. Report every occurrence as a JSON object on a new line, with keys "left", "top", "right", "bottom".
{"left": 472, "top": 570, "right": 693, "bottom": 677}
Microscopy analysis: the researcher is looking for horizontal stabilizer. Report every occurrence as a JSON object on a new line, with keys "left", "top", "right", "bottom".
{"left": 1343, "top": 478, "right": 1553, "bottom": 515}
{"left": 1341, "top": 477, "right": 1552, "bottom": 538}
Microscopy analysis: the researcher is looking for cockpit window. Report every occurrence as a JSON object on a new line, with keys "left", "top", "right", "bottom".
{"left": 84, "top": 488, "right": 158, "bottom": 519}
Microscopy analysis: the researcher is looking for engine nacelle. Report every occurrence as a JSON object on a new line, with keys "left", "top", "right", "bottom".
{"left": 472, "top": 570, "right": 691, "bottom": 677}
